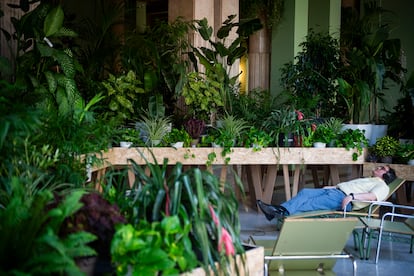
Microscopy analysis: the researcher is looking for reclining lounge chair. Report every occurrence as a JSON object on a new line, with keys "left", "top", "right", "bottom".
{"left": 248, "top": 217, "right": 359, "bottom": 275}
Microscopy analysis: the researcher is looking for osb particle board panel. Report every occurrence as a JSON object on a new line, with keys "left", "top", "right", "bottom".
{"left": 89, "top": 147, "right": 366, "bottom": 171}
{"left": 363, "top": 162, "right": 414, "bottom": 181}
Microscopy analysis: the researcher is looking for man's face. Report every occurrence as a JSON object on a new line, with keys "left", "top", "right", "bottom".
{"left": 372, "top": 165, "right": 389, "bottom": 178}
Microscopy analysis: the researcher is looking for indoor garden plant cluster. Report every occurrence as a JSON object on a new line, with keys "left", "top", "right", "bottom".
{"left": 3, "top": 1, "right": 412, "bottom": 275}
{"left": 102, "top": 152, "right": 248, "bottom": 275}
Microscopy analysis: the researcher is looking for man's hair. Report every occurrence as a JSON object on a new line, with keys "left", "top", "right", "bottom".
{"left": 383, "top": 167, "right": 397, "bottom": 184}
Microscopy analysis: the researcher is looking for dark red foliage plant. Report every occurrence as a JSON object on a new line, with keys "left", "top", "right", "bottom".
{"left": 54, "top": 192, "right": 126, "bottom": 258}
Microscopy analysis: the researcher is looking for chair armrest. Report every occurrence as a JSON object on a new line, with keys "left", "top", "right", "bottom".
{"left": 382, "top": 212, "right": 414, "bottom": 221}
{"left": 343, "top": 200, "right": 393, "bottom": 217}
{"left": 371, "top": 203, "right": 414, "bottom": 223}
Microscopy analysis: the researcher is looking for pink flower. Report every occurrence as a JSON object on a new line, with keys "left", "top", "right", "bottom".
{"left": 209, "top": 205, "right": 219, "bottom": 224}
{"left": 209, "top": 205, "right": 235, "bottom": 256}
{"left": 295, "top": 110, "right": 304, "bottom": 120}
{"left": 311, "top": 123, "right": 317, "bottom": 132}
{"left": 219, "top": 228, "right": 235, "bottom": 256}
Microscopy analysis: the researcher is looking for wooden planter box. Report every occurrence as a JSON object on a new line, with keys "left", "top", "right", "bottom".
{"left": 88, "top": 147, "right": 366, "bottom": 167}
{"left": 86, "top": 147, "right": 367, "bottom": 203}
{"left": 182, "top": 245, "right": 264, "bottom": 276}
{"left": 79, "top": 245, "right": 264, "bottom": 276}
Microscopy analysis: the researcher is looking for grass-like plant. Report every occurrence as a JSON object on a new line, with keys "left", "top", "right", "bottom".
{"left": 217, "top": 114, "right": 248, "bottom": 140}
{"left": 138, "top": 115, "right": 172, "bottom": 146}
{"left": 104, "top": 149, "right": 246, "bottom": 275}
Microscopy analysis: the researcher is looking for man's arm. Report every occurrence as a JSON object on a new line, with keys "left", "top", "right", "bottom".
{"left": 341, "top": 192, "right": 377, "bottom": 209}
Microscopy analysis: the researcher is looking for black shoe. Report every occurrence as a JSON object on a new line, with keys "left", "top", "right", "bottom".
{"left": 256, "top": 200, "right": 289, "bottom": 221}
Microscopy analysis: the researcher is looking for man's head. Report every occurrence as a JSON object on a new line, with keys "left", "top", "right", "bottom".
{"left": 373, "top": 165, "right": 397, "bottom": 184}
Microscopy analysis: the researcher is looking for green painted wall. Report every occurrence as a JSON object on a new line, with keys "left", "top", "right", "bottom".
{"left": 270, "top": 0, "right": 309, "bottom": 96}
{"left": 381, "top": 0, "right": 414, "bottom": 111}
{"left": 308, "top": 0, "right": 330, "bottom": 34}
{"left": 270, "top": 0, "right": 413, "bottom": 116}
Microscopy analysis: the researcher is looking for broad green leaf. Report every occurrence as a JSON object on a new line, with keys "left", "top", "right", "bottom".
{"left": 44, "top": 6, "right": 64, "bottom": 37}
{"left": 44, "top": 71, "right": 57, "bottom": 93}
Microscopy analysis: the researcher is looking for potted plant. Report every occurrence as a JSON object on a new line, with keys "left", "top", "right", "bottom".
{"left": 311, "top": 117, "right": 343, "bottom": 147}
{"left": 202, "top": 127, "right": 221, "bottom": 147}
{"left": 187, "top": 15, "right": 261, "bottom": 118}
{"left": 263, "top": 107, "right": 305, "bottom": 147}
{"left": 336, "top": 128, "right": 369, "bottom": 161}
{"left": 184, "top": 118, "right": 206, "bottom": 146}
{"left": 104, "top": 152, "right": 249, "bottom": 275}
{"left": 311, "top": 125, "right": 335, "bottom": 147}
{"left": 216, "top": 114, "right": 248, "bottom": 144}
{"left": 371, "top": 135, "right": 400, "bottom": 163}
{"left": 338, "top": 3, "right": 405, "bottom": 125}
{"left": 242, "top": 126, "right": 273, "bottom": 151}
{"left": 137, "top": 114, "right": 172, "bottom": 147}
{"left": 181, "top": 71, "right": 224, "bottom": 123}
{"left": 394, "top": 143, "right": 414, "bottom": 165}
{"left": 101, "top": 70, "right": 146, "bottom": 124}
{"left": 164, "top": 127, "right": 192, "bottom": 148}
{"left": 280, "top": 31, "right": 341, "bottom": 118}
{"left": 117, "top": 128, "right": 142, "bottom": 148}
{"left": 323, "top": 117, "right": 343, "bottom": 143}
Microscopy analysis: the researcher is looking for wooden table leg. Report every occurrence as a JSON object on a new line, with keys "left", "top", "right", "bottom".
{"left": 291, "top": 165, "right": 302, "bottom": 197}
{"left": 247, "top": 165, "right": 263, "bottom": 209}
{"left": 220, "top": 165, "right": 228, "bottom": 186}
{"left": 262, "top": 164, "right": 278, "bottom": 204}
{"left": 329, "top": 165, "right": 340, "bottom": 185}
{"left": 283, "top": 165, "right": 292, "bottom": 200}
{"left": 128, "top": 167, "right": 135, "bottom": 188}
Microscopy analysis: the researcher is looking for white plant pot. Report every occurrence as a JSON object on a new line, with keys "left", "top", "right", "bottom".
{"left": 370, "top": 124, "right": 388, "bottom": 146}
{"left": 171, "top": 141, "right": 184, "bottom": 148}
{"left": 212, "top": 142, "right": 222, "bottom": 148}
{"left": 407, "top": 159, "right": 414, "bottom": 166}
{"left": 342, "top": 124, "right": 373, "bottom": 145}
{"left": 400, "top": 139, "right": 414, "bottom": 145}
{"left": 313, "top": 142, "right": 326, "bottom": 148}
{"left": 120, "top": 141, "right": 133, "bottom": 148}
{"left": 151, "top": 139, "right": 161, "bottom": 147}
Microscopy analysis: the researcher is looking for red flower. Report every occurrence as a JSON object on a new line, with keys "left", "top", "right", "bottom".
{"left": 295, "top": 110, "right": 304, "bottom": 120}
{"left": 209, "top": 205, "right": 235, "bottom": 256}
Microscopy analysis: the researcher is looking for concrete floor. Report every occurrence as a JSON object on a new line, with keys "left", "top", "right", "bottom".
{"left": 234, "top": 165, "right": 414, "bottom": 276}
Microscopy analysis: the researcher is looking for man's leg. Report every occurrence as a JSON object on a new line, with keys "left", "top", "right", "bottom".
{"left": 281, "top": 188, "right": 345, "bottom": 214}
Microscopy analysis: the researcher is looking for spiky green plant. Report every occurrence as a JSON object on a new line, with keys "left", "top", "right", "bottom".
{"left": 218, "top": 114, "right": 248, "bottom": 139}
{"left": 138, "top": 115, "right": 172, "bottom": 146}
{"left": 101, "top": 149, "right": 246, "bottom": 275}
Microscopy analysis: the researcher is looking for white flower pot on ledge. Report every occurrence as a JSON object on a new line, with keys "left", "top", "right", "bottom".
{"left": 171, "top": 141, "right": 184, "bottom": 148}
{"left": 120, "top": 141, "right": 133, "bottom": 148}
{"left": 313, "top": 142, "right": 326, "bottom": 148}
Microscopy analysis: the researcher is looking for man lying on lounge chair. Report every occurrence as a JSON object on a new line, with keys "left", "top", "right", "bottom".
{"left": 257, "top": 165, "right": 397, "bottom": 221}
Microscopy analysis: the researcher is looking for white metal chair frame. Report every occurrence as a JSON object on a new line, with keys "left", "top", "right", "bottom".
{"left": 359, "top": 202, "right": 414, "bottom": 263}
